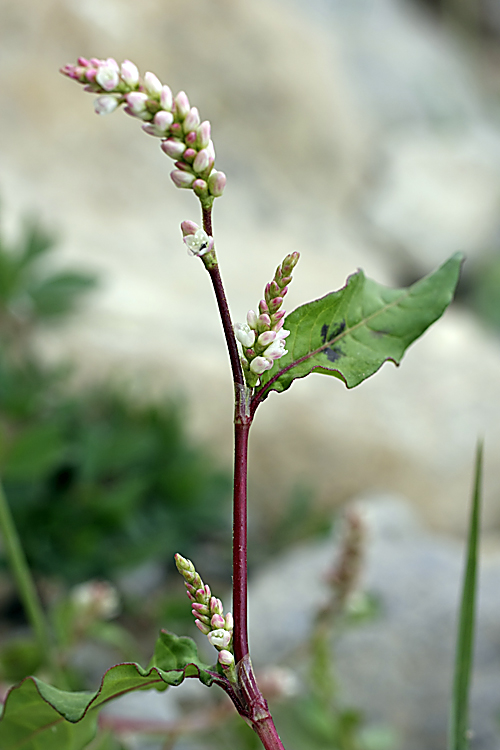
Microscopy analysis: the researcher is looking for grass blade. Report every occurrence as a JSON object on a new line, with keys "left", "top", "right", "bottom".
{"left": 449, "top": 441, "right": 483, "bottom": 750}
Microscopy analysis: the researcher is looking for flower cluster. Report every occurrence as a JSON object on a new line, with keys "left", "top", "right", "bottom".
{"left": 174, "top": 553, "right": 235, "bottom": 671}
{"left": 235, "top": 252, "right": 300, "bottom": 387}
{"left": 60, "top": 57, "right": 226, "bottom": 207}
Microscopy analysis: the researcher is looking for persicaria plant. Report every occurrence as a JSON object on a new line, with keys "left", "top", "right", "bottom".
{"left": 0, "top": 56, "right": 463, "bottom": 750}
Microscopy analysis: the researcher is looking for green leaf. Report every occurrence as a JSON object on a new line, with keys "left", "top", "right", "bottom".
{"left": 27, "top": 273, "right": 97, "bottom": 318}
{"left": 257, "top": 253, "right": 463, "bottom": 398}
{"left": 0, "top": 633, "right": 218, "bottom": 750}
{"left": 448, "top": 442, "right": 483, "bottom": 750}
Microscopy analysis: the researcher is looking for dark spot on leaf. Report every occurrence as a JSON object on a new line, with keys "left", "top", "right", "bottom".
{"left": 320, "top": 320, "right": 346, "bottom": 344}
{"left": 325, "top": 347, "right": 343, "bottom": 362}
{"left": 370, "top": 329, "right": 388, "bottom": 338}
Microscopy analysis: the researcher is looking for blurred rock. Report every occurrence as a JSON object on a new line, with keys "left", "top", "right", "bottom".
{"left": 248, "top": 496, "right": 500, "bottom": 750}
{"left": 0, "top": 0, "right": 499, "bottom": 536}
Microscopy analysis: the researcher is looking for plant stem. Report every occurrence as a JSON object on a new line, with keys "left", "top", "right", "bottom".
{"left": 0, "top": 479, "right": 61, "bottom": 683}
{"left": 253, "top": 717, "right": 286, "bottom": 750}
{"left": 233, "top": 419, "right": 251, "bottom": 663}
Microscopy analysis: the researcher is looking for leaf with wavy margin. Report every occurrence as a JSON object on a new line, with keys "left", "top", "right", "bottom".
{"left": 0, "top": 632, "right": 218, "bottom": 750}
{"left": 256, "top": 253, "right": 463, "bottom": 400}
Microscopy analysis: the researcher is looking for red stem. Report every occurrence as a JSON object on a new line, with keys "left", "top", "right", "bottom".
{"left": 233, "top": 419, "right": 250, "bottom": 662}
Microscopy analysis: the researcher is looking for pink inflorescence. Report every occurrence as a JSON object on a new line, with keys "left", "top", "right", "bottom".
{"left": 235, "top": 252, "right": 300, "bottom": 387}
{"left": 60, "top": 57, "right": 226, "bottom": 204}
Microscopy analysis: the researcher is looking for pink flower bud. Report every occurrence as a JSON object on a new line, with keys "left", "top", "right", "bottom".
{"left": 211, "top": 614, "right": 225, "bottom": 629}
{"left": 170, "top": 123, "right": 182, "bottom": 137}
{"left": 174, "top": 91, "right": 190, "bottom": 119}
{"left": 78, "top": 56, "right": 91, "bottom": 66}
{"left": 174, "top": 161, "right": 191, "bottom": 172}
{"left": 186, "top": 131, "right": 198, "bottom": 146}
{"left": 257, "top": 314, "right": 271, "bottom": 332}
{"left": 192, "top": 602, "right": 209, "bottom": 614}
{"left": 193, "top": 179, "right": 208, "bottom": 197}
{"left": 225, "top": 612, "right": 234, "bottom": 631}
{"left": 207, "top": 171, "right": 226, "bottom": 197}
{"left": 170, "top": 170, "right": 195, "bottom": 189}
{"left": 181, "top": 220, "right": 199, "bottom": 237}
{"left": 94, "top": 95, "right": 119, "bottom": 115}
{"left": 120, "top": 59, "right": 139, "bottom": 87}
{"left": 183, "top": 148, "right": 196, "bottom": 163}
{"left": 218, "top": 650, "right": 234, "bottom": 667}
{"left": 96, "top": 61, "right": 120, "bottom": 91}
{"left": 142, "top": 124, "right": 157, "bottom": 136}
{"left": 197, "top": 121, "right": 211, "bottom": 149}
{"left": 259, "top": 299, "right": 269, "bottom": 315}
{"left": 153, "top": 110, "right": 174, "bottom": 132}
{"left": 210, "top": 597, "right": 223, "bottom": 615}
{"left": 258, "top": 331, "right": 277, "bottom": 347}
{"left": 193, "top": 148, "right": 211, "bottom": 173}
{"left": 161, "top": 139, "right": 186, "bottom": 159}
{"left": 160, "top": 85, "right": 173, "bottom": 111}
{"left": 183, "top": 107, "right": 200, "bottom": 132}
{"left": 85, "top": 69, "right": 97, "bottom": 83}
{"left": 125, "top": 91, "right": 148, "bottom": 114}
{"left": 195, "top": 619, "right": 211, "bottom": 635}
{"left": 193, "top": 609, "right": 210, "bottom": 624}
{"left": 250, "top": 357, "right": 273, "bottom": 375}
{"left": 144, "top": 71, "right": 163, "bottom": 96}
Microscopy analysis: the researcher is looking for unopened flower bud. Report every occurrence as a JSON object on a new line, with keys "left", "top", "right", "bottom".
{"left": 225, "top": 612, "right": 234, "bottom": 631}
{"left": 207, "top": 629, "right": 231, "bottom": 650}
{"left": 258, "top": 331, "right": 277, "bottom": 347}
{"left": 197, "top": 121, "right": 211, "bottom": 149}
{"left": 181, "top": 220, "right": 199, "bottom": 237}
{"left": 259, "top": 300, "right": 269, "bottom": 315}
{"left": 174, "top": 91, "right": 190, "bottom": 119}
{"left": 192, "top": 602, "right": 209, "bottom": 615}
{"left": 250, "top": 357, "right": 273, "bottom": 375}
{"left": 170, "top": 170, "right": 195, "bottom": 189}
{"left": 210, "top": 597, "right": 223, "bottom": 615}
{"left": 160, "top": 85, "right": 173, "bottom": 111}
{"left": 257, "top": 314, "right": 271, "bottom": 332}
{"left": 94, "top": 95, "right": 120, "bottom": 115}
{"left": 125, "top": 91, "right": 148, "bottom": 114}
{"left": 207, "top": 171, "right": 226, "bottom": 197}
{"left": 247, "top": 310, "right": 258, "bottom": 329}
{"left": 96, "top": 59, "right": 119, "bottom": 91}
{"left": 195, "top": 619, "right": 211, "bottom": 635}
{"left": 144, "top": 71, "right": 163, "bottom": 96}
{"left": 161, "top": 139, "right": 186, "bottom": 159}
{"left": 211, "top": 614, "right": 225, "bottom": 629}
{"left": 193, "top": 148, "right": 212, "bottom": 174}
{"left": 186, "top": 131, "right": 198, "bottom": 146}
{"left": 120, "top": 59, "right": 139, "bottom": 87}
{"left": 193, "top": 179, "right": 208, "bottom": 197}
{"left": 153, "top": 110, "right": 173, "bottom": 133}
{"left": 183, "top": 107, "right": 200, "bottom": 132}
{"left": 218, "top": 650, "right": 234, "bottom": 667}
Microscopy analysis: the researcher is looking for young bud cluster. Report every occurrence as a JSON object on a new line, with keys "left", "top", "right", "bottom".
{"left": 60, "top": 57, "right": 226, "bottom": 207}
{"left": 235, "top": 252, "right": 300, "bottom": 387}
{"left": 174, "top": 554, "right": 235, "bottom": 673}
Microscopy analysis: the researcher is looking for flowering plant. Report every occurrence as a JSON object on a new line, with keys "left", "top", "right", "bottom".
{"left": 0, "top": 56, "right": 466, "bottom": 750}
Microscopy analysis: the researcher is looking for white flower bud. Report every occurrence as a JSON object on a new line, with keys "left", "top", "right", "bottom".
{"left": 153, "top": 110, "right": 174, "bottom": 133}
{"left": 183, "top": 107, "right": 201, "bottom": 133}
{"left": 94, "top": 95, "right": 119, "bottom": 115}
{"left": 174, "top": 91, "right": 190, "bottom": 119}
{"left": 125, "top": 92, "right": 148, "bottom": 114}
{"left": 170, "top": 170, "right": 195, "bottom": 189}
{"left": 160, "top": 85, "right": 173, "bottom": 111}
{"left": 120, "top": 59, "right": 139, "bottom": 87}
{"left": 161, "top": 139, "right": 186, "bottom": 159}
{"left": 257, "top": 331, "right": 277, "bottom": 348}
{"left": 246, "top": 310, "right": 258, "bottom": 329}
{"left": 144, "top": 71, "right": 163, "bottom": 96}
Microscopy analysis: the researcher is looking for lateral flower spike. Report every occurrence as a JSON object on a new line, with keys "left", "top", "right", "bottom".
{"left": 60, "top": 57, "right": 226, "bottom": 208}
{"left": 235, "top": 252, "right": 300, "bottom": 388}
{"left": 174, "top": 554, "right": 236, "bottom": 676}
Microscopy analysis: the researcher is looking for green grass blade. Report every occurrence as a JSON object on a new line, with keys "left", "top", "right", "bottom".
{"left": 449, "top": 441, "right": 483, "bottom": 750}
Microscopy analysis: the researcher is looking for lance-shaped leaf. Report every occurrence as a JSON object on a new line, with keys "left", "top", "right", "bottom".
{"left": 256, "top": 252, "right": 463, "bottom": 400}
{"left": 0, "top": 632, "right": 218, "bottom": 750}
